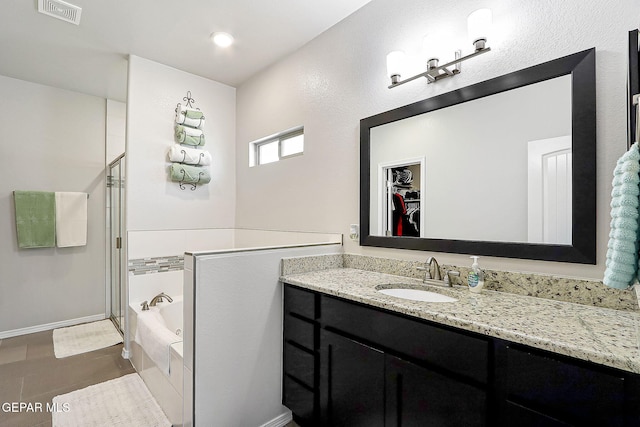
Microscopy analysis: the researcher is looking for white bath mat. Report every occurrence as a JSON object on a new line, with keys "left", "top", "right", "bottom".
{"left": 53, "top": 319, "right": 123, "bottom": 358}
{"left": 52, "top": 373, "right": 171, "bottom": 427}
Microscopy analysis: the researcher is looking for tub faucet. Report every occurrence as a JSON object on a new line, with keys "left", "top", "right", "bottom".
{"left": 149, "top": 292, "right": 173, "bottom": 307}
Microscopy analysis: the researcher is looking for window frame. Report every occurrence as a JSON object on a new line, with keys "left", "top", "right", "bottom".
{"left": 250, "top": 127, "right": 304, "bottom": 166}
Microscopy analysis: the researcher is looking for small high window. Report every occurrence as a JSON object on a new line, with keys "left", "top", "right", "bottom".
{"left": 249, "top": 127, "right": 304, "bottom": 166}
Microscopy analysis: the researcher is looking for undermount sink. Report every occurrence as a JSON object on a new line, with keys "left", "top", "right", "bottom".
{"left": 378, "top": 287, "right": 458, "bottom": 303}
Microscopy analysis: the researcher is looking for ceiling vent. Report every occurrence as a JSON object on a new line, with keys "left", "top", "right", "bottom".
{"left": 38, "top": 0, "right": 82, "bottom": 25}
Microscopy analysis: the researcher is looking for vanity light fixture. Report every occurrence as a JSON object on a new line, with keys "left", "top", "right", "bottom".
{"left": 386, "top": 8, "right": 492, "bottom": 88}
{"left": 211, "top": 32, "right": 234, "bottom": 48}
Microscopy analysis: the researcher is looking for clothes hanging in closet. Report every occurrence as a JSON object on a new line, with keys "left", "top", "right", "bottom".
{"left": 392, "top": 193, "right": 419, "bottom": 237}
{"left": 392, "top": 193, "right": 406, "bottom": 236}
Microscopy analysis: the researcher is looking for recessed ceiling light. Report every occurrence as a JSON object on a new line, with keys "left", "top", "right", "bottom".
{"left": 211, "top": 32, "right": 234, "bottom": 48}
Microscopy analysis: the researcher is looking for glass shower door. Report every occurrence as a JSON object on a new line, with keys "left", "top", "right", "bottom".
{"left": 108, "top": 154, "right": 125, "bottom": 333}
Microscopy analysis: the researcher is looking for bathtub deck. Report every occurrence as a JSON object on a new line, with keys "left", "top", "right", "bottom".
{"left": 0, "top": 329, "right": 134, "bottom": 427}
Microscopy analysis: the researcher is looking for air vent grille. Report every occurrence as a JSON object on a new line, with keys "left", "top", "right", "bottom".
{"left": 38, "top": 0, "right": 82, "bottom": 25}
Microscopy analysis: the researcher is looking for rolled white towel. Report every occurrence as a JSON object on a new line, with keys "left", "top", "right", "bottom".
{"left": 168, "top": 145, "right": 212, "bottom": 166}
{"left": 175, "top": 104, "right": 205, "bottom": 129}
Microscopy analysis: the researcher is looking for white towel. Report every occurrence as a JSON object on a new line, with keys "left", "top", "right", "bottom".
{"left": 55, "top": 192, "right": 87, "bottom": 247}
{"left": 168, "top": 145, "right": 212, "bottom": 166}
{"left": 175, "top": 104, "right": 205, "bottom": 129}
{"left": 135, "top": 310, "right": 181, "bottom": 376}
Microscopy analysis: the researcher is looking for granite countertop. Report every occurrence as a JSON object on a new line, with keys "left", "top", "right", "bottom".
{"left": 281, "top": 268, "right": 640, "bottom": 374}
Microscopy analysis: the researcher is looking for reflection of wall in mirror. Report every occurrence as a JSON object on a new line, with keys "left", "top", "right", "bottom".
{"left": 369, "top": 75, "right": 572, "bottom": 244}
{"left": 527, "top": 136, "right": 572, "bottom": 245}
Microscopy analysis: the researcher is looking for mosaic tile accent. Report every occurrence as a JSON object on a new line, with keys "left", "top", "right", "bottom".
{"left": 128, "top": 256, "right": 184, "bottom": 275}
{"left": 281, "top": 253, "right": 638, "bottom": 312}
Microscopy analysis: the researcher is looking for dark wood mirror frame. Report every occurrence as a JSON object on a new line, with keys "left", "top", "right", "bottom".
{"left": 360, "top": 48, "right": 596, "bottom": 264}
{"left": 628, "top": 30, "right": 639, "bottom": 148}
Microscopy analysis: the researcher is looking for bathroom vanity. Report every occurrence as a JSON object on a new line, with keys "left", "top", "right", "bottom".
{"left": 281, "top": 268, "right": 640, "bottom": 427}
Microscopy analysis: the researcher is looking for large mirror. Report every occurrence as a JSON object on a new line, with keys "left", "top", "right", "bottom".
{"left": 360, "top": 49, "right": 596, "bottom": 264}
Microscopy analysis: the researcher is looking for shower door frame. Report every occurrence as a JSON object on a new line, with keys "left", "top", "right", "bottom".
{"left": 108, "top": 153, "right": 125, "bottom": 334}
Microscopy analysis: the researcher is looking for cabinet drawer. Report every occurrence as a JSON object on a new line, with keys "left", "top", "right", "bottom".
{"left": 284, "top": 313, "right": 315, "bottom": 350}
{"left": 283, "top": 376, "right": 316, "bottom": 424}
{"left": 321, "top": 295, "right": 489, "bottom": 383}
{"left": 284, "top": 284, "right": 316, "bottom": 319}
{"left": 506, "top": 346, "right": 625, "bottom": 426}
{"left": 284, "top": 342, "right": 316, "bottom": 388}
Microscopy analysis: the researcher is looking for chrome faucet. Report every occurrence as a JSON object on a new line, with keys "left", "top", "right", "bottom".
{"left": 426, "top": 256, "right": 441, "bottom": 280}
{"left": 149, "top": 292, "right": 173, "bottom": 307}
{"left": 416, "top": 256, "right": 442, "bottom": 282}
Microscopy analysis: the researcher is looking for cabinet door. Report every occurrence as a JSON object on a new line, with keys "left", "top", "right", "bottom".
{"left": 503, "top": 346, "right": 626, "bottom": 426}
{"left": 385, "top": 355, "right": 487, "bottom": 427}
{"left": 320, "top": 330, "right": 385, "bottom": 427}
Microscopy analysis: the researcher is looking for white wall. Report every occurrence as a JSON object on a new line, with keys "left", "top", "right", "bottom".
{"left": 236, "top": 0, "right": 637, "bottom": 279}
{"left": 0, "top": 75, "right": 106, "bottom": 335}
{"left": 126, "top": 55, "right": 236, "bottom": 231}
{"left": 106, "top": 99, "right": 126, "bottom": 165}
{"left": 186, "top": 244, "right": 342, "bottom": 427}
{"left": 127, "top": 229, "right": 236, "bottom": 260}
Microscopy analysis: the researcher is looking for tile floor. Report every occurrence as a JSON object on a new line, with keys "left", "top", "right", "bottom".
{"left": 0, "top": 329, "right": 134, "bottom": 427}
{"left": 0, "top": 329, "right": 303, "bottom": 427}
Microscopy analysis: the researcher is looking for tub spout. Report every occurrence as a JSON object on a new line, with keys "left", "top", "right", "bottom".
{"left": 149, "top": 292, "right": 173, "bottom": 307}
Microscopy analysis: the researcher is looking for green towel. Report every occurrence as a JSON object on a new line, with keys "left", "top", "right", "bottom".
{"left": 170, "top": 164, "right": 211, "bottom": 185}
{"left": 175, "top": 125, "right": 205, "bottom": 146}
{"left": 184, "top": 109, "right": 204, "bottom": 119}
{"left": 14, "top": 191, "right": 56, "bottom": 248}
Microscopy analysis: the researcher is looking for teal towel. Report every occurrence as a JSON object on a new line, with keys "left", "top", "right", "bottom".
{"left": 612, "top": 172, "right": 639, "bottom": 186}
{"left": 609, "top": 228, "right": 638, "bottom": 241}
{"left": 14, "top": 191, "right": 56, "bottom": 248}
{"left": 611, "top": 206, "right": 640, "bottom": 219}
{"left": 610, "top": 193, "right": 639, "bottom": 208}
{"left": 607, "top": 238, "right": 637, "bottom": 253}
{"left": 606, "top": 259, "right": 638, "bottom": 275}
{"left": 611, "top": 217, "right": 639, "bottom": 231}
{"left": 607, "top": 251, "right": 637, "bottom": 264}
{"left": 612, "top": 185, "right": 640, "bottom": 197}
{"left": 169, "top": 163, "right": 211, "bottom": 185}
{"left": 604, "top": 142, "right": 640, "bottom": 289}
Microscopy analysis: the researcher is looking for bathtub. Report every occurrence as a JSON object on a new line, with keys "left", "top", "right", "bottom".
{"left": 130, "top": 295, "right": 184, "bottom": 425}
{"left": 154, "top": 295, "right": 183, "bottom": 341}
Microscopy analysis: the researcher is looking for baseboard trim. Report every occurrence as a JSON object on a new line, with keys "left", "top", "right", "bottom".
{"left": 260, "top": 410, "right": 292, "bottom": 427}
{"left": 0, "top": 314, "right": 106, "bottom": 339}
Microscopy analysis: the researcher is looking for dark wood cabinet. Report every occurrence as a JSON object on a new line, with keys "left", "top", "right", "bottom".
{"left": 282, "top": 283, "right": 640, "bottom": 427}
{"left": 385, "top": 354, "right": 486, "bottom": 427}
{"left": 495, "top": 342, "right": 639, "bottom": 427}
{"left": 283, "top": 285, "right": 319, "bottom": 425}
{"left": 320, "top": 330, "right": 385, "bottom": 427}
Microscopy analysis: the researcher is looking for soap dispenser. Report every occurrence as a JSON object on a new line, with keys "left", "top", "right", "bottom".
{"left": 467, "top": 256, "right": 485, "bottom": 293}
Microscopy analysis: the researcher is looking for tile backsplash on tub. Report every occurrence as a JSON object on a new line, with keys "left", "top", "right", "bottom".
{"left": 129, "top": 255, "right": 184, "bottom": 275}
